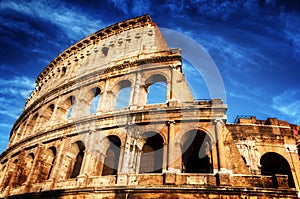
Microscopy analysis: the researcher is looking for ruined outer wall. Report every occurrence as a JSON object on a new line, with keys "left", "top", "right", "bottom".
{"left": 227, "top": 117, "right": 300, "bottom": 190}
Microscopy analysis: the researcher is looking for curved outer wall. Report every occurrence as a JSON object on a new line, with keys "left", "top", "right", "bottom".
{"left": 0, "top": 15, "right": 299, "bottom": 198}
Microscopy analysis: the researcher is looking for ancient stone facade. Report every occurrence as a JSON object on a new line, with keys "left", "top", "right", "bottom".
{"left": 0, "top": 15, "right": 299, "bottom": 198}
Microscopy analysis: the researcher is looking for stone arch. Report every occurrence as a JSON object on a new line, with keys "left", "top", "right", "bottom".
{"left": 57, "top": 95, "right": 75, "bottom": 120}
{"left": 23, "top": 153, "right": 35, "bottom": 182}
{"left": 260, "top": 152, "right": 295, "bottom": 188}
{"left": 89, "top": 87, "right": 101, "bottom": 114}
{"left": 12, "top": 153, "right": 35, "bottom": 187}
{"left": 114, "top": 80, "right": 132, "bottom": 109}
{"left": 59, "top": 141, "right": 85, "bottom": 180}
{"left": 180, "top": 129, "right": 213, "bottom": 173}
{"left": 140, "top": 128, "right": 167, "bottom": 145}
{"left": 102, "top": 135, "right": 121, "bottom": 176}
{"left": 139, "top": 131, "right": 164, "bottom": 173}
{"left": 38, "top": 146, "right": 56, "bottom": 182}
{"left": 24, "top": 113, "right": 39, "bottom": 136}
{"left": 2, "top": 158, "right": 19, "bottom": 189}
{"left": 11, "top": 123, "right": 24, "bottom": 145}
{"left": 70, "top": 141, "right": 85, "bottom": 178}
{"left": 175, "top": 126, "right": 215, "bottom": 144}
{"left": 37, "top": 103, "right": 55, "bottom": 130}
{"left": 145, "top": 74, "right": 168, "bottom": 104}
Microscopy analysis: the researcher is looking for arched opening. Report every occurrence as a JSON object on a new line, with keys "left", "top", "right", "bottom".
{"left": 25, "top": 113, "right": 39, "bottom": 135}
{"left": 139, "top": 132, "right": 164, "bottom": 173}
{"left": 38, "top": 147, "right": 56, "bottom": 182}
{"left": 260, "top": 152, "right": 295, "bottom": 188}
{"left": 66, "top": 96, "right": 75, "bottom": 118}
{"left": 102, "top": 135, "right": 121, "bottom": 176}
{"left": 37, "top": 104, "right": 55, "bottom": 129}
{"left": 114, "top": 80, "right": 131, "bottom": 109}
{"left": 147, "top": 82, "right": 167, "bottom": 104}
{"left": 3, "top": 159, "right": 18, "bottom": 188}
{"left": 70, "top": 141, "right": 85, "bottom": 178}
{"left": 16, "top": 153, "right": 34, "bottom": 186}
{"left": 181, "top": 130, "right": 212, "bottom": 173}
{"left": 89, "top": 88, "right": 101, "bottom": 114}
{"left": 145, "top": 74, "right": 167, "bottom": 104}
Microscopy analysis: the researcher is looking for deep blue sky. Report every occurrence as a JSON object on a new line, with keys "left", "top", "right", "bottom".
{"left": 0, "top": 0, "right": 299, "bottom": 153}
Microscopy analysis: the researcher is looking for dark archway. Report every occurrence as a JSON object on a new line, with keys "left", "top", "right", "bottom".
{"left": 139, "top": 132, "right": 164, "bottom": 173}
{"left": 102, "top": 135, "right": 121, "bottom": 176}
{"left": 70, "top": 141, "right": 85, "bottom": 178}
{"left": 260, "top": 152, "right": 295, "bottom": 188}
{"left": 181, "top": 130, "right": 212, "bottom": 173}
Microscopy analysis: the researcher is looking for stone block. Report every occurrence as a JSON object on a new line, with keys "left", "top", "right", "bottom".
{"left": 275, "top": 174, "right": 289, "bottom": 189}
{"left": 217, "top": 171, "right": 231, "bottom": 186}
{"left": 117, "top": 174, "right": 128, "bottom": 186}
{"left": 164, "top": 171, "right": 176, "bottom": 185}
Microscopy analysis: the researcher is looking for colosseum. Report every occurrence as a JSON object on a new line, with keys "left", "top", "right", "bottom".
{"left": 0, "top": 15, "right": 300, "bottom": 199}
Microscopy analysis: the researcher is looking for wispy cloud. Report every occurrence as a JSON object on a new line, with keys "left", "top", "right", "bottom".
{"left": 0, "top": 0, "right": 104, "bottom": 40}
{"left": 0, "top": 76, "right": 35, "bottom": 119}
{"left": 0, "top": 75, "right": 34, "bottom": 152}
{"left": 272, "top": 89, "right": 300, "bottom": 125}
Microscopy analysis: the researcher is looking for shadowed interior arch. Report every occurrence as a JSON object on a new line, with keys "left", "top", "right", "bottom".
{"left": 260, "top": 152, "right": 295, "bottom": 188}
{"left": 181, "top": 130, "right": 212, "bottom": 173}
{"left": 102, "top": 135, "right": 121, "bottom": 176}
{"left": 70, "top": 141, "right": 85, "bottom": 178}
{"left": 38, "top": 147, "right": 56, "bottom": 182}
{"left": 139, "top": 132, "right": 164, "bottom": 173}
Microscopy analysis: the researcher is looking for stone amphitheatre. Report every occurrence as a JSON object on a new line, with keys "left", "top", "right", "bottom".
{"left": 0, "top": 15, "right": 299, "bottom": 198}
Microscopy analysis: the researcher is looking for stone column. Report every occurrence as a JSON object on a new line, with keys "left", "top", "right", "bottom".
{"left": 215, "top": 119, "right": 226, "bottom": 171}
{"left": 211, "top": 144, "right": 219, "bottom": 174}
{"left": 166, "top": 121, "right": 180, "bottom": 172}
{"left": 215, "top": 119, "right": 230, "bottom": 186}
{"left": 99, "top": 79, "right": 114, "bottom": 112}
{"left": 50, "top": 138, "right": 67, "bottom": 180}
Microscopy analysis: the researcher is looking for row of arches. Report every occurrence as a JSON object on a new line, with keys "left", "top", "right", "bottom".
{"left": 3, "top": 130, "right": 296, "bottom": 189}
{"left": 1, "top": 147, "right": 57, "bottom": 189}
{"left": 2, "top": 130, "right": 214, "bottom": 188}
{"left": 11, "top": 74, "right": 169, "bottom": 144}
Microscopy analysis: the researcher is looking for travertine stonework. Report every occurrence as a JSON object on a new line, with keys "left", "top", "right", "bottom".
{"left": 0, "top": 15, "right": 300, "bottom": 199}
